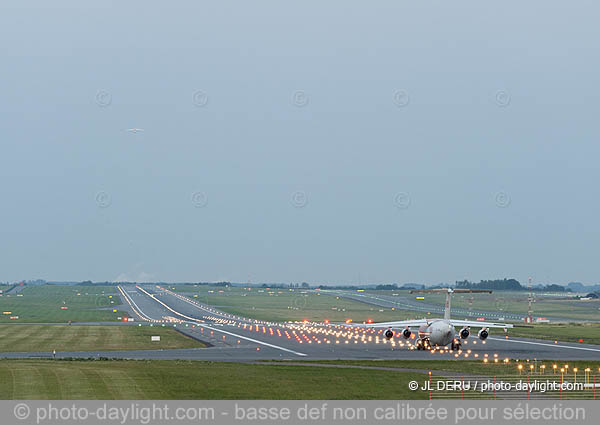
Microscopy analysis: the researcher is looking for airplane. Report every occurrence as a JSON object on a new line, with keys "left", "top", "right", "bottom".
{"left": 125, "top": 128, "right": 145, "bottom": 133}
{"left": 358, "top": 288, "right": 513, "bottom": 351}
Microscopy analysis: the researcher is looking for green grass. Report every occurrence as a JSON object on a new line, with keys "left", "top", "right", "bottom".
{"left": 169, "top": 286, "right": 600, "bottom": 323}
{"left": 386, "top": 290, "right": 600, "bottom": 321}
{"left": 507, "top": 323, "right": 600, "bottom": 345}
{"left": 0, "top": 325, "right": 204, "bottom": 352}
{"left": 290, "top": 359, "right": 600, "bottom": 377}
{"left": 0, "top": 360, "right": 427, "bottom": 399}
{"left": 281, "top": 360, "right": 600, "bottom": 400}
{"left": 168, "top": 285, "right": 417, "bottom": 323}
{"left": 0, "top": 286, "right": 125, "bottom": 323}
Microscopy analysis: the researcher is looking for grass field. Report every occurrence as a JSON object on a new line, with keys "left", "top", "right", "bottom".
{"left": 0, "top": 360, "right": 427, "bottom": 399}
{"left": 0, "top": 286, "right": 124, "bottom": 323}
{"left": 168, "top": 286, "right": 600, "bottom": 323}
{"left": 504, "top": 322, "right": 600, "bottom": 345}
{"left": 386, "top": 290, "right": 600, "bottom": 321}
{"left": 293, "top": 359, "right": 600, "bottom": 376}
{"left": 0, "top": 325, "right": 204, "bottom": 352}
{"left": 284, "top": 360, "right": 600, "bottom": 399}
{"left": 168, "top": 285, "right": 416, "bottom": 323}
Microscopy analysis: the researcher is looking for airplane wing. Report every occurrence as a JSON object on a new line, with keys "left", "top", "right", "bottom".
{"left": 409, "top": 289, "right": 493, "bottom": 294}
{"left": 447, "top": 319, "right": 513, "bottom": 329}
{"left": 347, "top": 288, "right": 513, "bottom": 330}
{"left": 352, "top": 319, "right": 429, "bottom": 329}
{"left": 352, "top": 319, "right": 513, "bottom": 329}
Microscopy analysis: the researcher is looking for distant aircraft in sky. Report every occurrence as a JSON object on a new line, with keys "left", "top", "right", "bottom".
{"left": 125, "top": 128, "right": 144, "bottom": 133}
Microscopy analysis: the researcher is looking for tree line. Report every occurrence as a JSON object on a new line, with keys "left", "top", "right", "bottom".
{"left": 455, "top": 279, "right": 571, "bottom": 292}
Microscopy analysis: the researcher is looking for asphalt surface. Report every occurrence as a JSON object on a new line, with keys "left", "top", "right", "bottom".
{"left": 0, "top": 284, "right": 25, "bottom": 295}
{"left": 3, "top": 284, "right": 600, "bottom": 361}
{"left": 322, "top": 290, "right": 582, "bottom": 322}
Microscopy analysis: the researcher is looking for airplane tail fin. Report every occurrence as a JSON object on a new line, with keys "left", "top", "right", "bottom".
{"left": 409, "top": 288, "right": 493, "bottom": 321}
{"left": 444, "top": 291, "right": 451, "bottom": 320}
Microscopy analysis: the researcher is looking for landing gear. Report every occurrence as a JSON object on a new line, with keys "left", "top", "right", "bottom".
{"left": 416, "top": 338, "right": 431, "bottom": 351}
{"left": 416, "top": 339, "right": 423, "bottom": 350}
{"left": 450, "top": 339, "right": 461, "bottom": 351}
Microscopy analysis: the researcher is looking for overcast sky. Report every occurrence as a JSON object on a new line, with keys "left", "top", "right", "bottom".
{"left": 1, "top": 1, "right": 599, "bottom": 285}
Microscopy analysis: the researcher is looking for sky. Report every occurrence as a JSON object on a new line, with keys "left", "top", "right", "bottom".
{"left": 1, "top": 1, "right": 599, "bottom": 285}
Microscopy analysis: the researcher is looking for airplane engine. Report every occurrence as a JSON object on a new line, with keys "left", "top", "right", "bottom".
{"left": 402, "top": 328, "right": 412, "bottom": 339}
{"left": 478, "top": 328, "right": 489, "bottom": 341}
{"left": 459, "top": 327, "right": 470, "bottom": 339}
{"left": 384, "top": 329, "right": 394, "bottom": 339}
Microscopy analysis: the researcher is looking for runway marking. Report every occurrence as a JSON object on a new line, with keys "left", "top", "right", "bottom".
{"left": 490, "top": 337, "right": 600, "bottom": 353}
{"left": 194, "top": 323, "right": 308, "bottom": 357}
{"left": 117, "top": 286, "right": 155, "bottom": 322}
{"left": 136, "top": 286, "right": 308, "bottom": 357}
{"left": 158, "top": 287, "right": 234, "bottom": 320}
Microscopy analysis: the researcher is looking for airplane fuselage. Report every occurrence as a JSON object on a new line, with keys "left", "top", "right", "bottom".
{"left": 373, "top": 288, "right": 509, "bottom": 351}
{"left": 418, "top": 320, "right": 456, "bottom": 347}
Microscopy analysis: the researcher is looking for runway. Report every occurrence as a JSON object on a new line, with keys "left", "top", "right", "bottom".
{"left": 322, "top": 289, "right": 523, "bottom": 321}
{"left": 3, "top": 284, "right": 599, "bottom": 361}
{"left": 322, "top": 289, "right": 588, "bottom": 323}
